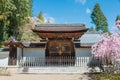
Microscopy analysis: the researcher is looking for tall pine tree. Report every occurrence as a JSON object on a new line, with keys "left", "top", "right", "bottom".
{"left": 91, "top": 3, "right": 109, "bottom": 33}
{"left": 116, "top": 15, "right": 120, "bottom": 21}
{"left": 37, "top": 12, "right": 45, "bottom": 24}
{"left": 89, "top": 26, "right": 95, "bottom": 32}
{"left": 115, "top": 15, "right": 120, "bottom": 29}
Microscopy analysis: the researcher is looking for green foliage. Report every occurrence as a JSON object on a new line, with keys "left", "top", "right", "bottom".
{"left": 37, "top": 12, "right": 45, "bottom": 24}
{"left": 92, "top": 73, "right": 120, "bottom": 80}
{"left": 37, "top": 12, "right": 54, "bottom": 24}
{"left": 0, "top": 0, "right": 33, "bottom": 47}
{"left": 116, "top": 15, "right": 120, "bottom": 21}
{"left": 8, "top": 0, "right": 33, "bottom": 40}
{"left": 89, "top": 26, "right": 95, "bottom": 32}
{"left": 0, "top": 67, "right": 10, "bottom": 76}
{"left": 21, "top": 24, "right": 40, "bottom": 42}
{"left": 0, "top": 0, "right": 15, "bottom": 46}
{"left": 91, "top": 3, "right": 109, "bottom": 33}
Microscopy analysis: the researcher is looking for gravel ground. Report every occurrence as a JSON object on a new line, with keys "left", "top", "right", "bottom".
{"left": 0, "top": 69, "right": 93, "bottom": 80}
{"left": 0, "top": 51, "right": 93, "bottom": 80}
{"left": 0, "top": 74, "right": 93, "bottom": 80}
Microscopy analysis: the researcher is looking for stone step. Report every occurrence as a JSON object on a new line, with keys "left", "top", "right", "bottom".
{"left": 17, "top": 67, "right": 89, "bottom": 74}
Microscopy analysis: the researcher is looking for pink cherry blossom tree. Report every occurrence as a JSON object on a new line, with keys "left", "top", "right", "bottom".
{"left": 111, "top": 32, "right": 120, "bottom": 58}
{"left": 91, "top": 32, "right": 120, "bottom": 65}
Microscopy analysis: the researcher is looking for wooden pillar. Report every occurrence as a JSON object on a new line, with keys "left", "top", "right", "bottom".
{"left": 8, "top": 45, "right": 17, "bottom": 65}
{"left": 21, "top": 48, "right": 23, "bottom": 59}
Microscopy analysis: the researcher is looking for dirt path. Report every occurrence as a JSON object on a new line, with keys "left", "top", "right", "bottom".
{"left": 0, "top": 73, "right": 93, "bottom": 80}
{"left": 0, "top": 68, "right": 93, "bottom": 80}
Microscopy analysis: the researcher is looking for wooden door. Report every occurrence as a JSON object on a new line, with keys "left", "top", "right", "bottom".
{"left": 46, "top": 40, "right": 75, "bottom": 56}
{"left": 45, "top": 40, "right": 75, "bottom": 65}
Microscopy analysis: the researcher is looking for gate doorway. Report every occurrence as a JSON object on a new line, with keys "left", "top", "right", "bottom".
{"left": 45, "top": 40, "right": 75, "bottom": 64}
{"left": 32, "top": 24, "right": 88, "bottom": 66}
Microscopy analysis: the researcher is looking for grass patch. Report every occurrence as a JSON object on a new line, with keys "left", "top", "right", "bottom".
{"left": 0, "top": 68, "right": 11, "bottom": 76}
{"left": 91, "top": 73, "right": 120, "bottom": 80}
{"left": 0, "top": 73, "right": 9, "bottom": 76}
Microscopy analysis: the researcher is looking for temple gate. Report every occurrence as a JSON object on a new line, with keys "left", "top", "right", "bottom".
{"left": 32, "top": 24, "right": 88, "bottom": 64}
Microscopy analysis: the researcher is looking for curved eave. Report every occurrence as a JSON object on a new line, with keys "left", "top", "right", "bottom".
{"left": 32, "top": 28, "right": 88, "bottom": 33}
{"left": 3, "top": 41, "right": 26, "bottom": 48}
{"left": 32, "top": 29, "right": 88, "bottom": 39}
{"left": 3, "top": 41, "right": 45, "bottom": 48}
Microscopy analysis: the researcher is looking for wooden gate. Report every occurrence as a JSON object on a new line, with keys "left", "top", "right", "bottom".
{"left": 45, "top": 40, "right": 75, "bottom": 64}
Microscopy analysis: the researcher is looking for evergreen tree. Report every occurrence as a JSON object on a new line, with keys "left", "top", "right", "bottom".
{"left": 0, "top": 0, "right": 16, "bottom": 47}
{"left": 115, "top": 15, "right": 120, "bottom": 29}
{"left": 37, "top": 12, "right": 44, "bottom": 24}
{"left": 116, "top": 15, "right": 120, "bottom": 21}
{"left": 8, "top": 0, "right": 33, "bottom": 40}
{"left": 89, "top": 26, "right": 95, "bottom": 32}
{"left": 91, "top": 3, "right": 109, "bottom": 33}
{"left": 0, "top": 0, "right": 33, "bottom": 47}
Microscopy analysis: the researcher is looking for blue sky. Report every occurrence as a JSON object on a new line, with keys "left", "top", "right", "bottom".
{"left": 33, "top": 0, "right": 120, "bottom": 33}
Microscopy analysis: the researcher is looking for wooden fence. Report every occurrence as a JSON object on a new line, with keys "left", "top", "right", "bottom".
{"left": 18, "top": 56, "right": 106, "bottom": 69}
{"left": 17, "top": 56, "right": 120, "bottom": 73}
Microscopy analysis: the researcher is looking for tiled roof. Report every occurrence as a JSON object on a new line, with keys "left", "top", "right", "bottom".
{"left": 35, "top": 24, "right": 85, "bottom": 27}
{"left": 3, "top": 41, "right": 45, "bottom": 48}
{"left": 33, "top": 24, "right": 87, "bottom": 32}
{"left": 80, "top": 32, "right": 101, "bottom": 46}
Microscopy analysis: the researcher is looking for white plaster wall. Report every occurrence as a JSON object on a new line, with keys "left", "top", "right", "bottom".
{"left": 17, "top": 48, "right": 22, "bottom": 66}
{"left": 75, "top": 48, "right": 92, "bottom": 57}
{"left": 0, "top": 52, "right": 9, "bottom": 67}
{"left": 17, "top": 48, "right": 91, "bottom": 59}
{"left": 17, "top": 48, "right": 91, "bottom": 58}
{"left": 17, "top": 48, "right": 45, "bottom": 66}
{"left": 75, "top": 48, "right": 92, "bottom": 67}
{"left": 16, "top": 48, "right": 92, "bottom": 67}
{"left": 17, "top": 48, "right": 45, "bottom": 58}
{"left": 22, "top": 48, "right": 45, "bottom": 58}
